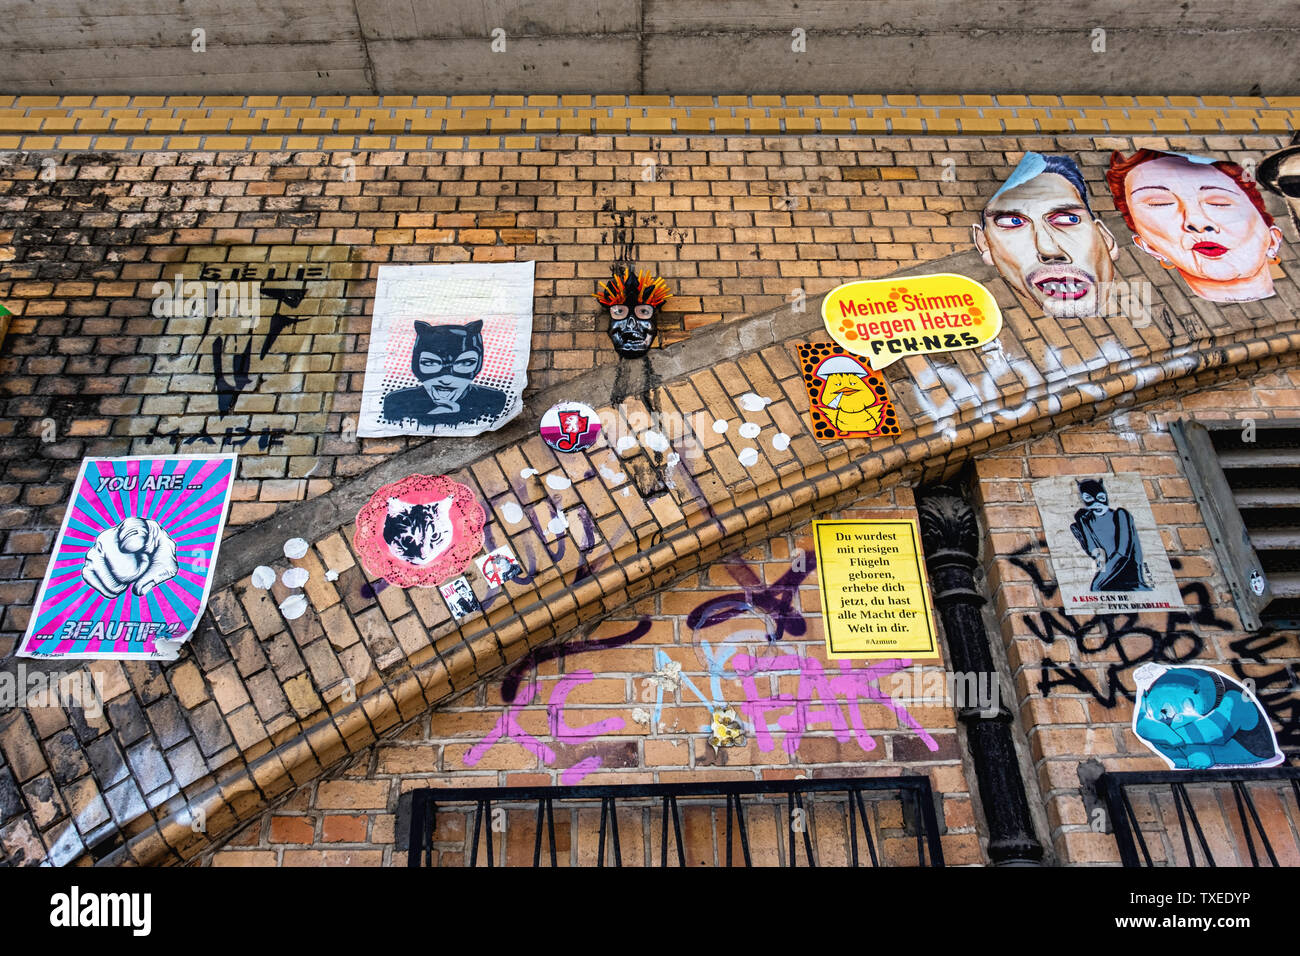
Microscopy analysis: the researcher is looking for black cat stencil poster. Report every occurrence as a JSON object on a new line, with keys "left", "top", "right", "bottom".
{"left": 359, "top": 262, "right": 535, "bottom": 438}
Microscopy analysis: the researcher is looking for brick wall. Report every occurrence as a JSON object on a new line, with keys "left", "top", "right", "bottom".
{"left": 202, "top": 513, "right": 984, "bottom": 866}
{"left": 980, "top": 375, "right": 1300, "bottom": 864}
{"left": 2, "top": 109, "right": 1298, "bottom": 867}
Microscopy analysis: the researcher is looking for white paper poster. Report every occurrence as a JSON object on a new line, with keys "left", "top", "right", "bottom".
{"left": 358, "top": 262, "right": 534, "bottom": 438}
{"left": 1033, "top": 474, "right": 1185, "bottom": 617}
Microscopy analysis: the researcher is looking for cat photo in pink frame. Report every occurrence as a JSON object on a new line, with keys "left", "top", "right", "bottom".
{"left": 353, "top": 474, "right": 485, "bottom": 589}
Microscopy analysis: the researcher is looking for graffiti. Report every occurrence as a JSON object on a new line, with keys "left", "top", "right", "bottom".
{"left": 1009, "top": 543, "right": 1236, "bottom": 705}
{"left": 1227, "top": 632, "right": 1300, "bottom": 750}
{"left": 500, "top": 619, "right": 652, "bottom": 704}
{"left": 142, "top": 420, "right": 287, "bottom": 453}
{"left": 730, "top": 654, "right": 939, "bottom": 755}
{"left": 900, "top": 337, "right": 1135, "bottom": 435}
{"left": 468, "top": 545, "right": 941, "bottom": 782}
{"left": 463, "top": 669, "right": 624, "bottom": 785}
{"left": 685, "top": 554, "right": 815, "bottom": 644}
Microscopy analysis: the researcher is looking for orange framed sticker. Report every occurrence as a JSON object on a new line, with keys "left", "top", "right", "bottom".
{"left": 794, "top": 343, "right": 901, "bottom": 441}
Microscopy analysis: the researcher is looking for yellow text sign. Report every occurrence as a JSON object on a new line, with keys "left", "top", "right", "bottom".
{"left": 821, "top": 273, "right": 1002, "bottom": 369}
{"left": 812, "top": 519, "right": 940, "bottom": 660}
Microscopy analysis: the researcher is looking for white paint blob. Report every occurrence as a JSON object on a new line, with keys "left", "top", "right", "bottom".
{"left": 666, "top": 453, "right": 680, "bottom": 468}
{"left": 773, "top": 432, "right": 792, "bottom": 451}
{"left": 621, "top": 487, "right": 631, "bottom": 497}
{"left": 282, "top": 567, "right": 310, "bottom": 589}
{"left": 546, "top": 473, "right": 573, "bottom": 491}
{"left": 712, "top": 419, "right": 729, "bottom": 434}
{"left": 520, "top": 467, "right": 540, "bottom": 480}
{"left": 644, "top": 430, "right": 670, "bottom": 453}
{"left": 324, "top": 569, "right": 340, "bottom": 582}
{"left": 738, "top": 422, "right": 761, "bottom": 439}
{"left": 283, "top": 538, "right": 309, "bottom": 560}
{"left": 279, "top": 593, "right": 309, "bottom": 620}
{"left": 548, "top": 509, "right": 570, "bottom": 536}
{"left": 738, "top": 447, "right": 759, "bottom": 467}
{"left": 501, "top": 502, "right": 525, "bottom": 525}
{"left": 599, "top": 463, "right": 627, "bottom": 486}
{"left": 616, "top": 435, "right": 638, "bottom": 453}
{"left": 739, "top": 393, "right": 772, "bottom": 412}
{"left": 251, "top": 566, "right": 277, "bottom": 590}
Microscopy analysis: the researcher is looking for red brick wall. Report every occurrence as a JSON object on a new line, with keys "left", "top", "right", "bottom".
{"left": 203, "top": 502, "right": 985, "bottom": 866}
{"left": 980, "top": 369, "right": 1300, "bottom": 864}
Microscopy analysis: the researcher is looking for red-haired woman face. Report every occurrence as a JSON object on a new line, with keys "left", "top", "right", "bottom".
{"left": 1117, "top": 153, "right": 1283, "bottom": 302}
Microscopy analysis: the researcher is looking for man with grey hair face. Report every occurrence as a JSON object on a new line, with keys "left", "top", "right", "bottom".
{"left": 1259, "top": 132, "right": 1300, "bottom": 238}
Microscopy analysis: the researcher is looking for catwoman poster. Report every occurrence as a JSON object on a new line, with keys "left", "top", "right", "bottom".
{"left": 358, "top": 262, "right": 534, "bottom": 438}
{"left": 1033, "top": 473, "right": 1186, "bottom": 617}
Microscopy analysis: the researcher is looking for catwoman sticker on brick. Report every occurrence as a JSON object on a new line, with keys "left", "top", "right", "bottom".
{"left": 358, "top": 262, "right": 534, "bottom": 438}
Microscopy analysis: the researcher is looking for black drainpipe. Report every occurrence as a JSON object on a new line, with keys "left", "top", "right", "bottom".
{"left": 916, "top": 481, "right": 1045, "bottom": 866}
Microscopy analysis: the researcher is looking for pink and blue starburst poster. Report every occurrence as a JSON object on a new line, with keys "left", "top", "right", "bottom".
{"left": 19, "top": 454, "right": 237, "bottom": 660}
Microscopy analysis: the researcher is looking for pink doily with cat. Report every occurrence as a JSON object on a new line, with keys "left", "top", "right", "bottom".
{"left": 353, "top": 473, "right": 486, "bottom": 589}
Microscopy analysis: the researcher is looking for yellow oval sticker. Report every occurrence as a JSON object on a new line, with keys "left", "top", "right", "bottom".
{"left": 821, "top": 273, "right": 1003, "bottom": 369}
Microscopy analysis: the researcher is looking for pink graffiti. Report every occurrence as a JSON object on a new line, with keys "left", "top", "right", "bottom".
{"left": 730, "top": 654, "right": 939, "bottom": 755}
{"left": 463, "top": 670, "right": 625, "bottom": 783}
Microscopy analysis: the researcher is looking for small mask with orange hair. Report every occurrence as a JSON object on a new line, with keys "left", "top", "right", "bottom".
{"left": 595, "top": 266, "right": 672, "bottom": 357}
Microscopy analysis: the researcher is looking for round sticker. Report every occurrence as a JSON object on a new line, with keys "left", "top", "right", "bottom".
{"left": 540, "top": 402, "right": 602, "bottom": 453}
{"left": 353, "top": 474, "right": 485, "bottom": 589}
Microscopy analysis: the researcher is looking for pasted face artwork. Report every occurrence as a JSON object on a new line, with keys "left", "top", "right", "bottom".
{"left": 354, "top": 474, "right": 486, "bottom": 589}
{"left": 380, "top": 320, "right": 507, "bottom": 428}
{"left": 594, "top": 267, "right": 672, "bottom": 358}
{"left": 1106, "top": 149, "right": 1284, "bottom": 302}
{"left": 1133, "top": 663, "right": 1283, "bottom": 770}
{"left": 1259, "top": 132, "right": 1300, "bottom": 238}
{"left": 382, "top": 496, "right": 454, "bottom": 567}
{"left": 973, "top": 152, "right": 1119, "bottom": 319}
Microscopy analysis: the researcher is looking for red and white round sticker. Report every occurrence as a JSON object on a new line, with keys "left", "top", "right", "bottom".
{"left": 540, "top": 402, "right": 602, "bottom": 453}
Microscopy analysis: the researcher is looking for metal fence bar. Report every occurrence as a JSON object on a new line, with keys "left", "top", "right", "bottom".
{"left": 1099, "top": 768, "right": 1300, "bottom": 868}
{"left": 409, "top": 775, "right": 943, "bottom": 868}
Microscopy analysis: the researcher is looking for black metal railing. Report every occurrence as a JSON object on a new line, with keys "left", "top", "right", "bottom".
{"left": 1100, "top": 767, "right": 1300, "bottom": 867}
{"left": 407, "top": 775, "right": 944, "bottom": 867}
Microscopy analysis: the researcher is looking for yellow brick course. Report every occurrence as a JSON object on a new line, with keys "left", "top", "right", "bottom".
{"left": 0, "top": 92, "right": 1275, "bottom": 150}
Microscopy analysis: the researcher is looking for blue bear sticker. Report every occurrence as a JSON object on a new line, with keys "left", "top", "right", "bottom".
{"left": 1132, "top": 663, "right": 1284, "bottom": 770}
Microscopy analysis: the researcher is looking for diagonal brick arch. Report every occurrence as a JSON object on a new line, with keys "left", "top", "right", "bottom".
{"left": 15, "top": 224, "right": 1300, "bottom": 866}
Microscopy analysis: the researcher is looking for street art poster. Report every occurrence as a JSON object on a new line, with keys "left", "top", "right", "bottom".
{"left": 1033, "top": 474, "right": 1185, "bottom": 617}
{"left": 540, "top": 401, "right": 602, "bottom": 452}
{"left": 1259, "top": 132, "right": 1300, "bottom": 237}
{"left": 594, "top": 266, "right": 672, "bottom": 358}
{"left": 821, "top": 273, "right": 1002, "bottom": 368}
{"left": 353, "top": 474, "right": 486, "bottom": 589}
{"left": 18, "top": 454, "right": 237, "bottom": 661}
{"left": 1106, "top": 148, "right": 1284, "bottom": 303}
{"left": 476, "top": 545, "right": 525, "bottom": 589}
{"left": 440, "top": 576, "right": 482, "bottom": 621}
{"left": 1132, "top": 663, "right": 1283, "bottom": 770}
{"left": 972, "top": 152, "right": 1121, "bottom": 319}
{"left": 811, "top": 519, "right": 939, "bottom": 661}
{"left": 358, "top": 261, "right": 535, "bottom": 438}
{"left": 793, "top": 344, "right": 901, "bottom": 440}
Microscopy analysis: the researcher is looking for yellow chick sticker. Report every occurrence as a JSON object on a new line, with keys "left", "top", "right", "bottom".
{"left": 794, "top": 344, "right": 902, "bottom": 441}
